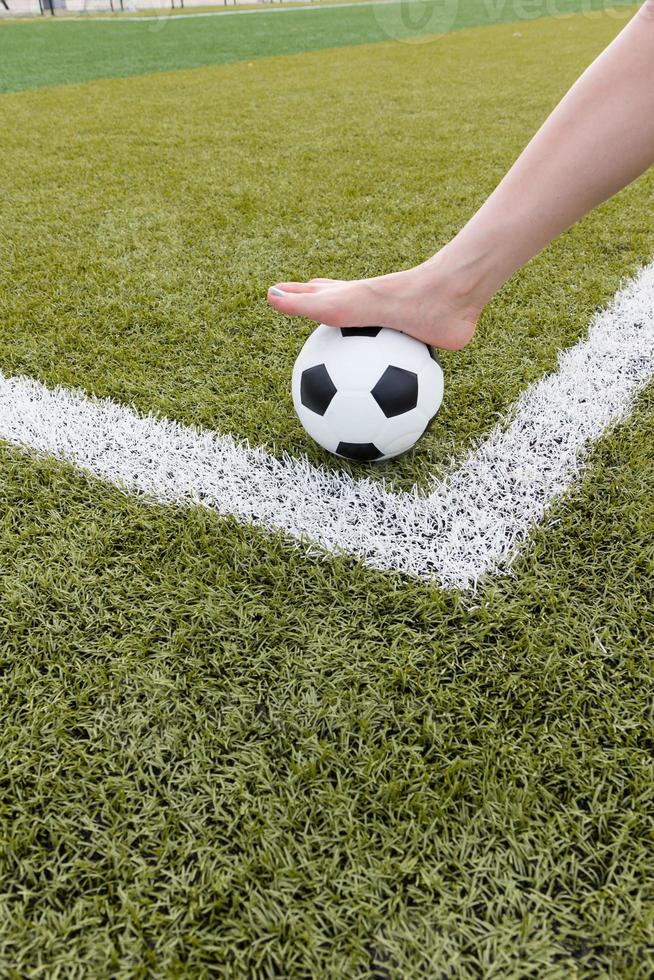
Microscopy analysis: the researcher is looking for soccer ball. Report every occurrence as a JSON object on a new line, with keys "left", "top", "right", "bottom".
{"left": 292, "top": 325, "right": 444, "bottom": 461}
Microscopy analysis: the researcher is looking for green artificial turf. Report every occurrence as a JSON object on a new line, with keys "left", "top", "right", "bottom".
{"left": 0, "top": 0, "right": 635, "bottom": 93}
{"left": 0, "top": 7, "right": 651, "bottom": 493}
{"left": 0, "top": 359, "right": 652, "bottom": 979}
{"left": 1, "top": 7, "right": 653, "bottom": 977}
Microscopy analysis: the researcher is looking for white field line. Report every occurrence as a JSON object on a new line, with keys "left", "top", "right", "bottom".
{"left": 1, "top": 265, "right": 653, "bottom": 588}
{"left": 91, "top": 0, "right": 398, "bottom": 23}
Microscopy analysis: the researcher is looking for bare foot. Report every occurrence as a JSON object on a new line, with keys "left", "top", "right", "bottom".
{"left": 266, "top": 255, "right": 485, "bottom": 351}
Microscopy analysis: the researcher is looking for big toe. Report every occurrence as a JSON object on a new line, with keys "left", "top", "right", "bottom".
{"left": 269, "top": 281, "right": 327, "bottom": 294}
{"left": 267, "top": 284, "right": 359, "bottom": 327}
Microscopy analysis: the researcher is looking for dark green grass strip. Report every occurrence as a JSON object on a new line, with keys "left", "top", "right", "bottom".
{"left": 0, "top": 0, "right": 635, "bottom": 93}
{"left": 0, "top": 385, "right": 652, "bottom": 977}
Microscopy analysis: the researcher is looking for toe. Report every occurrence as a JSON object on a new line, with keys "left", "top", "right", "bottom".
{"left": 267, "top": 285, "right": 351, "bottom": 326}
{"left": 269, "top": 281, "right": 326, "bottom": 294}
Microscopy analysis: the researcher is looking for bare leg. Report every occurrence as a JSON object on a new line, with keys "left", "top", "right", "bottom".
{"left": 267, "top": 3, "right": 654, "bottom": 349}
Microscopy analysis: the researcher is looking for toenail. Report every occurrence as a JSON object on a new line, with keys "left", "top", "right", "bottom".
{"left": 270, "top": 287, "right": 285, "bottom": 297}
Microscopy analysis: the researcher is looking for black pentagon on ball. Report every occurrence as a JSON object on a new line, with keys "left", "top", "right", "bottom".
{"left": 300, "top": 363, "right": 337, "bottom": 416}
{"left": 371, "top": 365, "right": 419, "bottom": 418}
{"left": 340, "top": 327, "right": 382, "bottom": 338}
{"left": 336, "top": 442, "right": 384, "bottom": 462}
{"left": 423, "top": 348, "right": 442, "bottom": 432}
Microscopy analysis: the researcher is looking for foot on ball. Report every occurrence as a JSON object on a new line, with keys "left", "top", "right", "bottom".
{"left": 267, "top": 256, "right": 484, "bottom": 351}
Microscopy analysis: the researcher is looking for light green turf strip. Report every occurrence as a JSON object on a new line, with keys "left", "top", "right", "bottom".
{"left": 0, "top": 378, "right": 652, "bottom": 978}
{"left": 0, "top": 0, "right": 636, "bottom": 93}
{"left": 0, "top": 10, "right": 651, "bottom": 494}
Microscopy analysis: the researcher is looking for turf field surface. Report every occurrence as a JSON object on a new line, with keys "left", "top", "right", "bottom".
{"left": 0, "top": 0, "right": 636, "bottom": 92}
{"left": 1, "top": 4, "right": 653, "bottom": 977}
{"left": 2, "top": 268, "right": 654, "bottom": 588}
{"left": 1, "top": 8, "right": 652, "bottom": 496}
{"left": 1, "top": 388, "right": 652, "bottom": 977}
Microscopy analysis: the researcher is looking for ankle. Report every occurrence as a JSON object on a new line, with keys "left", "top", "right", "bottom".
{"left": 419, "top": 239, "right": 508, "bottom": 313}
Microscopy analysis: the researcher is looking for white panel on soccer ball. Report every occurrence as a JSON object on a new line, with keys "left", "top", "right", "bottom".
{"left": 373, "top": 328, "right": 432, "bottom": 371}
{"left": 298, "top": 324, "right": 336, "bottom": 361}
{"left": 291, "top": 360, "right": 303, "bottom": 411}
{"left": 296, "top": 403, "right": 340, "bottom": 454}
{"left": 326, "top": 346, "right": 388, "bottom": 393}
{"left": 323, "top": 339, "right": 388, "bottom": 392}
{"left": 416, "top": 358, "right": 445, "bottom": 419}
{"left": 324, "top": 391, "right": 385, "bottom": 444}
{"left": 375, "top": 410, "right": 430, "bottom": 459}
